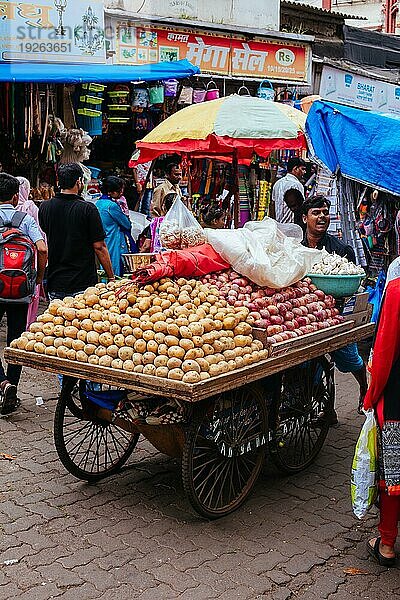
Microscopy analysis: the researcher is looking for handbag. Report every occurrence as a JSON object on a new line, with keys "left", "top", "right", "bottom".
{"left": 132, "top": 87, "right": 149, "bottom": 109}
{"left": 381, "top": 421, "right": 400, "bottom": 490}
{"left": 148, "top": 84, "right": 164, "bottom": 105}
{"left": 237, "top": 85, "right": 251, "bottom": 96}
{"left": 178, "top": 85, "right": 193, "bottom": 105}
{"left": 205, "top": 80, "right": 219, "bottom": 101}
{"left": 164, "top": 79, "right": 179, "bottom": 98}
{"left": 351, "top": 409, "right": 378, "bottom": 519}
{"left": 192, "top": 82, "right": 207, "bottom": 104}
{"left": 257, "top": 79, "right": 275, "bottom": 101}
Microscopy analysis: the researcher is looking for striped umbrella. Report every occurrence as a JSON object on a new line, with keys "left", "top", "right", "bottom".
{"left": 130, "top": 94, "right": 307, "bottom": 166}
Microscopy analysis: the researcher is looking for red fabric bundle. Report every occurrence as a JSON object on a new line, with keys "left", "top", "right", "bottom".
{"left": 132, "top": 244, "right": 229, "bottom": 283}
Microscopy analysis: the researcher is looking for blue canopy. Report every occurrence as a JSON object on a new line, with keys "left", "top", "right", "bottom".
{"left": 306, "top": 100, "right": 400, "bottom": 196}
{"left": 0, "top": 59, "right": 200, "bottom": 83}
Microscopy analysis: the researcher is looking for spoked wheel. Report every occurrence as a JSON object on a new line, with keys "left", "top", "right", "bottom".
{"left": 54, "top": 378, "right": 139, "bottom": 482}
{"left": 269, "top": 357, "right": 334, "bottom": 474}
{"left": 182, "top": 384, "right": 268, "bottom": 519}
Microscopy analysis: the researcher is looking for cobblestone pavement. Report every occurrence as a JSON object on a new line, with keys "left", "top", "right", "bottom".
{"left": 1, "top": 340, "right": 399, "bottom": 598}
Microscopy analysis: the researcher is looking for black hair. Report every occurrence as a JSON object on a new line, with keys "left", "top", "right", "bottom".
{"left": 100, "top": 175, "right": 125, "bottom": 196}
{"left": 163, "top": 192, "right": 177, "bottom": 213}
{"left": 287, "top": 157, "right": 306, "bottom": 173}
{"left": 165, "top": 162, "right": 180, "bottom": 176}
{"left": 283, "top": 188, "right": 304, "bottom": 203}
{"left": 302, "top": 195, "right": 331, "bottom": 215}
{"left": 0, "top": 173, "right": 19, "bottom": 202}
{"left": 203, "top": 206, "right": 225, "bottom": 226}
{"left": 58, "top": 163, "right": 84, "bottom": 190}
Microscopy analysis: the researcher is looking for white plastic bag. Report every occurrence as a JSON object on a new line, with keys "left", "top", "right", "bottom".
{"left": 351, "top": 410, "right": 378, "bottom": 519}
{"left": 159, "top": 197, "right": 206, "bottom": 249}
{"left": 205, "top": 217, "right": 321, "bottom": 288}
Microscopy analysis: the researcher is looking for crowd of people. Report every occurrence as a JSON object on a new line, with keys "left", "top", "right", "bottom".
{"left": 0, "top": 158, "right": 398, "bottom": 567}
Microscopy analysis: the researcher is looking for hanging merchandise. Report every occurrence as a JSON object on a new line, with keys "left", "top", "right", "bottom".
{"left": 106, "top": 84, "right": 131, "bottom": 125}
{"left": 257, "top": 180, "right": 271, "bottom": 221}
{"left": 148, "top": 83, "right": 164, "bottom": 106}
{"left": 205, "top": 80, "right": 220, "bottom": 102}
{"left": 77, "top": 83, "right": 105, "bottom": 136}
{"left": 132, "top": 87, "right": 149, "bottom": 109}
{"left": 178, "top": 84, "right": 193, "bottom": 105}
{"left": 257, "top": 79, "right": 274, "bottom": 101}
{"left": 164, "top": 79, "right": 179, "bottom": 98}
{"left": 192, "top": 81, "right": 207, "bottom": 104}
{"left": 237, "top": 85, "right": 251, "bottom": 96}
{"left": 238, "top": 166, "right": 251, "bottom": 227}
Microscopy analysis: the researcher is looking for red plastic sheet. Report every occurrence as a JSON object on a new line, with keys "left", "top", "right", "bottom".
{"left": 132, "top": 244, "right": 229, "bottom": 283}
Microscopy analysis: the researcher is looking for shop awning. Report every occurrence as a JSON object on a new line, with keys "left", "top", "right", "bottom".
{"left": 306, "top": 100, "right": 400, "bottom": 196}
{"left": 0, "top": 59, "right": 200, "bottom": 83}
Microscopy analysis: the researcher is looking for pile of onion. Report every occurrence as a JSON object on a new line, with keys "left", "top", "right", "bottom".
{"left": 201, "top": 270, "right": 343, "bottom": 345}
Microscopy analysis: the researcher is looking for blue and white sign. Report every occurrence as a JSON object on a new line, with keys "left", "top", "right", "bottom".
{"left": 320, "top": 65, "right": 400, "bottom": 116}
{"left": 0, "top": 1, "right": 105, "bottom": 63}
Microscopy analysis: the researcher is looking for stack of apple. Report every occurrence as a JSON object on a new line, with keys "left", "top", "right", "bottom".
{"left": 201, "top": 270, "right": 343, "bottom": 345}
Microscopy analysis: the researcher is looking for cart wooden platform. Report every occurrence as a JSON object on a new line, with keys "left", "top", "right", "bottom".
{"left": 5, "top": 321, "right": 374, "bottom": 519}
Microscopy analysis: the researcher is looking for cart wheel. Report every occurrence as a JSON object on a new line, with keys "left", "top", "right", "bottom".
{"left": 182, "top": 384, "right": 267, "bottom": 519}
{"left": 269, "top": 357, "right": 334, "bottom": 474}
{"left": 54, "top": 381, "right": 139, "bottom": 482}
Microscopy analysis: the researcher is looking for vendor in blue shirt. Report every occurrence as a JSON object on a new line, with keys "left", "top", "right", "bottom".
{"left": 96, "top": 176, "right": 132, "bottom": 277}
{"left": 301, "top": 195, "right": 368, "bottom": 421}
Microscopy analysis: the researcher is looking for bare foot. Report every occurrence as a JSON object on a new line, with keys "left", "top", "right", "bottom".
{"left": 369, "top": 537, "right": 396, "bottom": 559}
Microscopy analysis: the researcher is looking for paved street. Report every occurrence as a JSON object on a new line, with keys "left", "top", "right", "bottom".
{"left": 0, "top": 335, "right": 399, "bottom": 599}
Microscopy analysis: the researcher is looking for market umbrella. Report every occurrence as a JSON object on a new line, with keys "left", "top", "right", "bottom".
{"left": 130, "top": 94, "right": 307, "bottom": 166}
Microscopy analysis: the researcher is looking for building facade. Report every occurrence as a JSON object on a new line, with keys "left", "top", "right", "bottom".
{"left": 105, "top": 0, "right": 280, "bottom": 31}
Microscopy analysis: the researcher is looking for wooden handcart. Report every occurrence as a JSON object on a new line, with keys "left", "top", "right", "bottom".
{"left": 5, "top": 321, "right": 374, "bottom": 519}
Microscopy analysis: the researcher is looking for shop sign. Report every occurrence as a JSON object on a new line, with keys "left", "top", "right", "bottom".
{"left": 0, "top": 1, "right": 106, "bottom": 63}
{"left": 320, "top": 65, "right": 400, "bottom": 116}
{"left": 115, "top": 23, "right": 310, "bottom": 83}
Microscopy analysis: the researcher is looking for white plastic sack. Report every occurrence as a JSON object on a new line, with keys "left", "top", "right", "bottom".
{"left": 159, "top": 197, "right": 206, "bottom": 249}
{"left": 351, "top": 410, "right": 378, "bottom": 520}
{"left": 205, "top": 217, "right": 322, "bottom": 288}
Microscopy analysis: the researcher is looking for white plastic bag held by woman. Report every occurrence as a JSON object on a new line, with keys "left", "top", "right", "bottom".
{"left": 351, "top": 410, "right": 378, "bottom": 519}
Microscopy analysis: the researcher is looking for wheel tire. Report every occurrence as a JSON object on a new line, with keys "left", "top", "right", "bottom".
{"left": 269, "top": 356, "right": 334, "bottom": 474}
{"left": 182, "top": 384, "right": 268, "bottom": 519}
{"left": 54, "top": 383, "right": 139, "bottom": 482}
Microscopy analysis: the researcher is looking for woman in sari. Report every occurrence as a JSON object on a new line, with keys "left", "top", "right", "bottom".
{"left": 363, "top": 277, "right": 400, "bottom": 567}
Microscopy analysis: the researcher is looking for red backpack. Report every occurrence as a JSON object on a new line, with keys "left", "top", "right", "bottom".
{"left": 0, "top": 212, "right": 36, "bottom": 303}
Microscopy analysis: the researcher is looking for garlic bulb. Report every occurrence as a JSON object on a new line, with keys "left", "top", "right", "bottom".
{"left": 310, "top": 251, "right": 364, "bottom": 276}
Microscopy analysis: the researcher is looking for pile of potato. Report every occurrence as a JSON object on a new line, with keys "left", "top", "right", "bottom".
{"left": 11, "top": 278, "right": 269, "bottom": 383}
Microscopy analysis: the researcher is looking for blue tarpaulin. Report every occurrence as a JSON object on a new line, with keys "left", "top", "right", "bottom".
{"left": 306, "top": 100, "right": 400, "bottom": 196}
{"left": 0, "top": 59, "right": 200, "bottom": 83}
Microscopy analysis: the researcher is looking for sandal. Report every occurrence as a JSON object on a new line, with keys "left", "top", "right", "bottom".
{"left": 367, "top": 537, "right": 396, "bottom": 567}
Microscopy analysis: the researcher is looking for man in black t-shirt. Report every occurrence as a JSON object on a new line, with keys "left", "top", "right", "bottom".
{"left": 301, "top": 195, "right": 356, "bottom": 262}
{"left": 39, "top": 163, "right": 114, "bottom": 299}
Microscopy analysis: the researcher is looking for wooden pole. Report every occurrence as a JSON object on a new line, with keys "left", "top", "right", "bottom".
{"left": 232, "top": 150, "right": 240, "bottom": 228}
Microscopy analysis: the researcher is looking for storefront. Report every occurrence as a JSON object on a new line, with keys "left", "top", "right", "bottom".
{"left": 103, "top": 13, "right": 313, "bottom": 222}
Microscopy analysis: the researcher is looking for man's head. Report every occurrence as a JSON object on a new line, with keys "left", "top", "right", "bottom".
{"left": 302, "top": 195, "right": 331, "bottom": 237}
{"left": 100, "top": 176, "right": 125, "bottom": 200}
{"left": 58, "top": 163, "right": 84, "bottom": 195}
{"left": 0, "top": 173, "right": 20, "bottom": 206}
{"left": 287, "top": 157, "right": 306, "bottom": 181}
{"left": 283, "top": 188, "right": 304, "bottom": 213}
{"left": 165, "top": 163, "right": 182, "bottom": 185}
